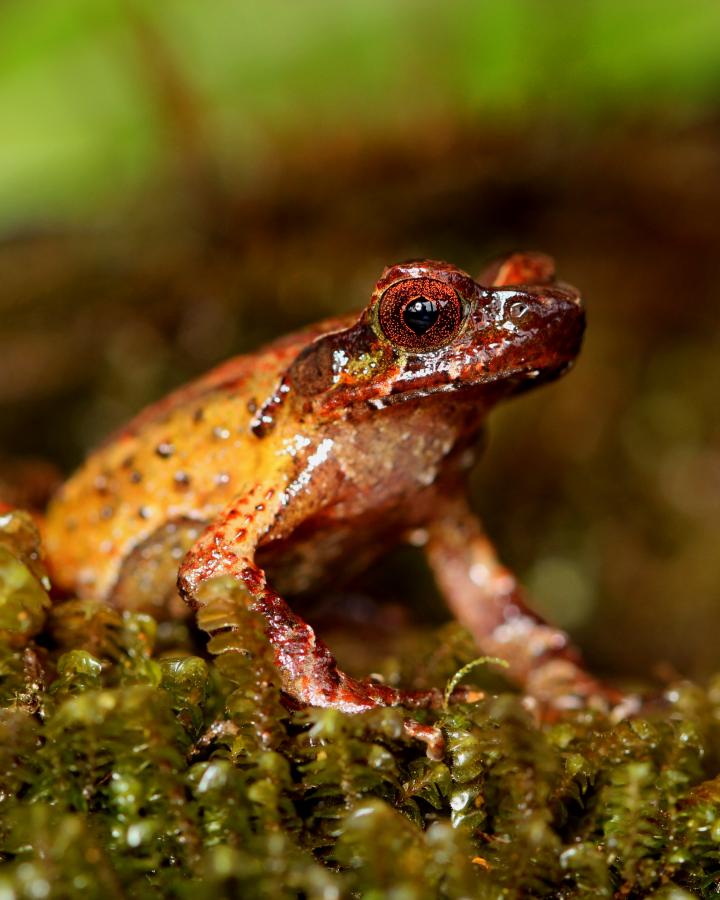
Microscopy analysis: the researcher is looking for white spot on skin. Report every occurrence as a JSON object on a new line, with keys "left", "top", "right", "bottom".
{"left": 332, "top": 348, "right": 349, "bottom": 382}
{"left": 278, "top": 433, "right": 312, "bottom": 458}
{"left": 281, "top": 438, "right": 335, "bottom": 503}
{"left": 469, "top": 562, "right": 491, "bottom": 586}
{"left": 416, "top": 466, "right": 437, "bottom": 487}
{"left": 406, "top": 528, "right": 428, "bottom": 547}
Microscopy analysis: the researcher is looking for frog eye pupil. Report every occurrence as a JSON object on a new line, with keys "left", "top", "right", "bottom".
{"left": 377, "top": 277, "right": 463, "bottom": 352}
{"left": 403, "top": 297, "right": 440, "bottom": 336}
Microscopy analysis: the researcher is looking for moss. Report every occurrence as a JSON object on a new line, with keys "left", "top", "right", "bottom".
{"left": 0, "top": 511, "right": 50, "bottom": 644}
{"left": 2, "top": 527, "right": 720, "bottom": 896}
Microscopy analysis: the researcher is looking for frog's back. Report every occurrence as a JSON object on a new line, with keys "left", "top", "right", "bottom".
{"left": 45, "top": 319, "right": 348, "bottom": 603}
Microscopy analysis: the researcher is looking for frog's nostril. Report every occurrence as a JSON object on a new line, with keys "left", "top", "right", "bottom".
{"left": 508, "top": 301, "right": 529, "bottom": 323}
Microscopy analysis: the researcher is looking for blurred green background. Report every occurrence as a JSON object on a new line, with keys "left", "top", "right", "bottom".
{"left": 1, "top": 0, "right": 719, "bottom": 684}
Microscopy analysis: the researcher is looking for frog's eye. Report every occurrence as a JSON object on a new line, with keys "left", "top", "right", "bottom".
{"left": 377, "top": 278, "right": 464, "bottom": 352}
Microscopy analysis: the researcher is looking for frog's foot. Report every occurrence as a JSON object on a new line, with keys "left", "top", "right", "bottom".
{"left": 247, "top": 589, "right": 478, "bottom": 713}
{"left": 520, "top": 660, "right": 642, "bottom": 722}
{"left": 424, "top": 495, "right": 631, "bottom": 716}
{"left": 403, "top": 719, "right": 445, "bottom": 760}
{"left": 180, "top": 546, "right": 468, "bottom": 713}
{"left": 298, "top": 674, "right": 446, "bottom": 714}
{"left": 340, "top": 673, "right": 485, "bottom": 709}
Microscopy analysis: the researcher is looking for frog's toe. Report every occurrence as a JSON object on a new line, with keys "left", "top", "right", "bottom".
{"left": 608, "top": 692, "right": 644, "bottom": 722}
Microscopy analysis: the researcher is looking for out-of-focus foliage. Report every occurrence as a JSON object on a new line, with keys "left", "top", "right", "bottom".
{"left": 2, "top": 531, "right": 720, "bottom": 897}
{"left": 0, "top": 0, "right": 719, "bottom": 224}
{"left": 0, "top": 511, "right": 50, "bottom": 645}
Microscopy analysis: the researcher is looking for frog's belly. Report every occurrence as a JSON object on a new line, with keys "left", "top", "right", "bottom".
{"left": 105, "top": 512, "right": 404, "bottom": 619}
{"left": 257, "top": 526, "right": 391, "bottom": 597}
{"left": 255, "top": 501, "right": 425, "bottom": 598}
{"left": 108, "top": 517, "right": 208, "bottom": 617}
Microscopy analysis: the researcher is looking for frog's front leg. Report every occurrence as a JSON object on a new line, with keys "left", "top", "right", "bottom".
{"left": 423, "top": 495, "right": 623, "bottom": 712}
{"left": 177, "top": 491, "right": 446, "bottom": 713}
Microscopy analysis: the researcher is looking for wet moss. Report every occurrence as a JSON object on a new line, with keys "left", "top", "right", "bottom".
{"left": 2, "top": 522, "right": 720, "bottom": 897}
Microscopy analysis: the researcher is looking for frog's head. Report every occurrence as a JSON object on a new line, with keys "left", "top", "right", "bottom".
{"left": 279, "top": 252, "right": 584, "bottom": 423}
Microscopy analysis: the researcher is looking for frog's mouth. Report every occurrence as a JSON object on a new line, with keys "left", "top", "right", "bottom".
{"left": 499, "top": 359, "right": 578, "bottom": 391}
{"left": 363, "top": 358, "right": 574, "bottom": 412}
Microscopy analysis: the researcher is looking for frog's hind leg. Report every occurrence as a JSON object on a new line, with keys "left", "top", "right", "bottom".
{"left": 177, "top": 500, "right": 446, "bottom": 713}
{"left": 423, "top": 495, "right": 622, "bottom": 712}
{"left": 221, "top": 578, "right": 447, "bottom": 712}
{"left": 110, "top": 517, "right": 208, "bottom": 618}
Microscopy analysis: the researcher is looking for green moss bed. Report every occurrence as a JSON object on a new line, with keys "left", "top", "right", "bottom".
{"left": 1, "top": 510, "right": 719, "bottom": 899}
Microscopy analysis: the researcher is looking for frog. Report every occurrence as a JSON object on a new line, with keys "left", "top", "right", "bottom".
{"left": 44, "top": 251, "right": 616, "bottom": 714}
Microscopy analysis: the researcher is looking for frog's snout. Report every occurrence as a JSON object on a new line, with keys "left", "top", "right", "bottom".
{"left": 477, "top": 280, "right": 585, "bottom": 389}
{"left": 487, "top": 282, "right": 583, "bottom": 333}
{"left": 520, "top": 284, "right": 585, "bottom": 377}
